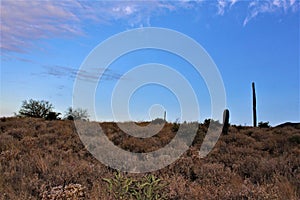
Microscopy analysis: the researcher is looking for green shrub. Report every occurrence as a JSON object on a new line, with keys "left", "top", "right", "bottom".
{"left": 103, "top": 171, "right": 168, "bottom": 200}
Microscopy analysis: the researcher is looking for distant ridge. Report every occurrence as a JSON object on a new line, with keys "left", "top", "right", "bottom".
{"left": 276, "top": 122, "right": 300, "bottom": 129}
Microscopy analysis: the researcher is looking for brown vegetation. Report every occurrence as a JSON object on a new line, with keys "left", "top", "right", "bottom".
{"left": 0, "top": 117, "right": 299, "bottom": 199}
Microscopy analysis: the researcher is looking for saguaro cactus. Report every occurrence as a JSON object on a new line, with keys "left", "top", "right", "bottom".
{"left": 252, "top": 82, "right": 257, "bottom": 127}
{"left": 164, "top": 111, "right": 166, "bottom": 121}
{"left": 222, "top": 109, "right": 230, "bottom": 135}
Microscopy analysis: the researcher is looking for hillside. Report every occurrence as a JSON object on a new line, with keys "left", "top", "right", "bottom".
{"left": 0, "top": 117, "right": 299, "bottom": 199}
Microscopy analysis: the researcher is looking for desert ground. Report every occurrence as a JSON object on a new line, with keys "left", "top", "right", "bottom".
{"left": 0, "top": 117, "right": 299, "bottom": 199}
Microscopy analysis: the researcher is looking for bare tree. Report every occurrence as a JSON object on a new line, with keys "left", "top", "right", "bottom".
{"left": 64, "top": 107, "right": 89, "bottom": 120}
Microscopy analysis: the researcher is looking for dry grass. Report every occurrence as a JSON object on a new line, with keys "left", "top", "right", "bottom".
{"left": 0, "top": 117, "right": 299, "bottom": 199}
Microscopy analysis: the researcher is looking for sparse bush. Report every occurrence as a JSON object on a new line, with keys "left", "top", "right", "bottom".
{"left": 18, "top": 99, "right": 54, "bottom": 119}
{"left": 64, "top": 107, "right": 89, "bottom": 120}
{"left": 258, "top": 121, "right": 270, "bottom": 128}
{"left": 203, "top": 118, "right": 211, "bottom": 127}
{"left": 45, "top": 112, "right": 61, "bottom": 120}
{"left": 171, "top": 122, "right": 179, "bottom": 132}
{"left": 152, "top": 118, "right": 165, "bottom": 124}
{"left": 203, "top": 119, "right": 222, "bottom": 129}
{"left": 288, "top": 134, "right": 300, "bottom": 144}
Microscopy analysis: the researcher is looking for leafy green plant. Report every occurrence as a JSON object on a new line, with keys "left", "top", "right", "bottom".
{"left": 103, "top": 171, "right": 135, "bottom": 199}
{"left": 137, "top": 174, "right": 168, "bottom": 200}
{"left": 103, "top": 171, "right": 168, "bottom": 200}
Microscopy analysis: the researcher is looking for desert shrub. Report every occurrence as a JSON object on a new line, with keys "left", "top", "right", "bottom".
{"left": 191, "top": 129, "right": 205, "bottom": 146}
{"left": 7, "top": 128, "right": 26, "bottom": 140}
{"left": 171, "top": 122, "right": 179, "bottom": 132}
{"left": 103, "top": 171, "right": 168, "bottom": 200}
{"left": 152, "top": 118, "right": 165, "bottom": 124}
{"left": 64, "top": 107, "right": 89, "bottom": 120}
{"left": 202, "top": 119, "right": 222, "bottom": 129}
{"left": 203, "top": 119, "right": 211, "bottom": 127}
{"left": 236, "top": 156, "right": 278, "bottom": 184}
{"left": 45, "top": 112, "right": 61, "bottom": 120}
{"left": 258, "top": 121, "right": 271, "bottom": 128}
{"left": 18, "top": 99, "right": 54, "bottom": 119}
{"left": 288, "top": 134, "right": 300, "bottom": 144}
{"left": 0, "top": 117, "right": 6, "bottom": 122}
{"left": 41, "top": 183, "right": 85, "bottom": 200}
{"left": 195, "top": 163, "right": 235, "bottom": 186}
{"left": 1, "top": 118, "right": 299, "bottom": 199}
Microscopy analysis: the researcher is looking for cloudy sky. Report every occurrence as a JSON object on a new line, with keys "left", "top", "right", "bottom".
{"left": 1, "top": 0, "right": 299, "bottom": 125}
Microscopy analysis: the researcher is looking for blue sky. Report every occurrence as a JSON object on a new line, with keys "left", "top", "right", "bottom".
{"left": 0, "top": 0, "right": 299, "bottom": 125}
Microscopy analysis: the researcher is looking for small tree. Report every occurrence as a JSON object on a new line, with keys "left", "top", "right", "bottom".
{"left": 64, "top": 107, "right": 89, "bottom": 120}
{"left": 18, "top": 99, "right": 54, "bottom": 118}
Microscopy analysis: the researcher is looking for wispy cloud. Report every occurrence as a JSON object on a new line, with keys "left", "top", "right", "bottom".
{"left": 1, "top": 0, "right": 299, "bottom": 55}
{"left": 243, "top": 0, "right": 300, "bottom": 26}
{"left": 39, "top": 65, "right": 123, "bottom": 82}
{"left": 0, "top": 0, "right": 177, "bottom": 54}
{"left": 1, "top": 1, "right": 83, "bottom": 53}
{"left": 213, "top": 0, "right": 299, "bottom": 25}
{"left": 217, "top": 0, "right": 227, "bottom": 15}
{"left": 230, "top": 0, "right": 239, "bottom": 7}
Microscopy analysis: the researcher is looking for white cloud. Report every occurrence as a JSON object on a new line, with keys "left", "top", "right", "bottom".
{"left": 230, "top": 0, "right": 239, "bottom": 7}
{"left": 249, "top": 1, "right": 257, "bottom": 8}
{"left": 124, "top": 6, "right": 135, "bottom": 15}
{"left": 273, "top": 0, "right": 281, "bottom": 7}
{"left": 290, "top": 0, "right": 296, "bottom": 6}
{"left": 111, "top": 4, "right": 137, "bottom": 17}
{"left": 243, "top": 9, "right": 259, "bottom": 26}
{"left": 217, "top": 0, "right": 227, "bottom": 15}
